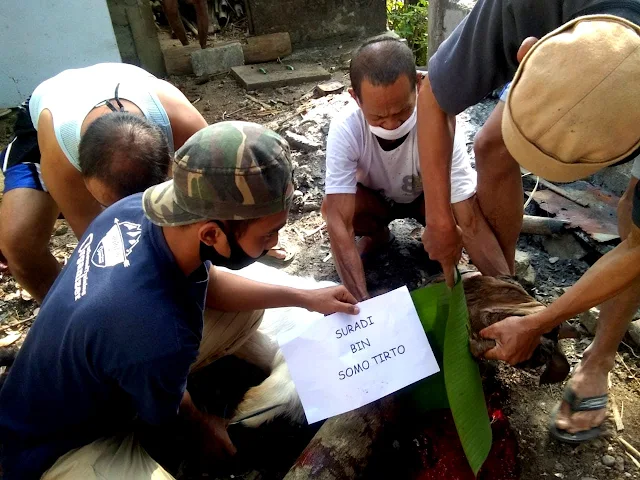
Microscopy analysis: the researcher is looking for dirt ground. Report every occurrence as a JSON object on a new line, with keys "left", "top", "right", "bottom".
{"left": 0, "top": 39, "right": 639, "bottom": 479}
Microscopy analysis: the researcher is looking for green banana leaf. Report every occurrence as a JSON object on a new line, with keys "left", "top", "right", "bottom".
{"left": 407, "top": 275, "right": 492, "bottom": 476}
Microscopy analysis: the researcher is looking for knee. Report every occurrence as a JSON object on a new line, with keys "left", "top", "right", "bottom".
{"left": 0, "top": 223, "right": 48, "bottom": 267}
{"left": 617, "top": 178, "right": 638, "bottom": 237}
{"left": 473, "top": 127, "right": 516, "bottom": 176}
{"left": 473, "top": 123, "right": 503, "bottom": 159}
{"left": 320, "top": 197, "right": 328, "bottom": 219}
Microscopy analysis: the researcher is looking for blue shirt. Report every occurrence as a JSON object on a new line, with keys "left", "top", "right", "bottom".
{"left": 0, "top": 194, "right": 208, "bottom": 479}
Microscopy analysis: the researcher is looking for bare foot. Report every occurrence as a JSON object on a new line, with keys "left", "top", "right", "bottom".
{"left": 554, "top": 352, "right": 610, "bottom": 433}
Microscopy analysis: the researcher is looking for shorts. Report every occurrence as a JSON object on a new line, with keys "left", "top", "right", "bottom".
{"left": 1, "top": 98, "right": 46, "bottom": 193}
{"left": 499, "top": 82, "right": 511, "bottom": 103}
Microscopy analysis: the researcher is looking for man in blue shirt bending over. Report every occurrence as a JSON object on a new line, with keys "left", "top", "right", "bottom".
{"left": 0, "top": 121, "right": 358, "bottom": 479}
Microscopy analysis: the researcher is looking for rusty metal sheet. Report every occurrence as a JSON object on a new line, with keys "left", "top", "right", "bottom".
{"left": 532, "top": 181, "right": 620, "bottom": 243}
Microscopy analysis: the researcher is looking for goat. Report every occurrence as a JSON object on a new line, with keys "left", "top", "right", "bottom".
{"left": 228, "top": 266, "right": 572, "bottom": 427}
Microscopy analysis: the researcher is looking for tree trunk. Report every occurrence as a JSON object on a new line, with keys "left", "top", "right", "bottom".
{"left": 284, "top": 398, "right": 398, "bottom": 480}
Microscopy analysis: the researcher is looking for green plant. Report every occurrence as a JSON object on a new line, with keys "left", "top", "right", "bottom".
{"left": 387, "top": 0, "right": 429, "bottom": 66}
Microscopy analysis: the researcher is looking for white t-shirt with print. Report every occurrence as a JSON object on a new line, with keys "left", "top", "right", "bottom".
{"left": 325, "top": 101, "right": 477, "bottom": 205}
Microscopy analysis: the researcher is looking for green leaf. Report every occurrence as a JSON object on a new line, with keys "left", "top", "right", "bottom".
{"left": 408, "top": 276, "right": 492, "bottom": 476}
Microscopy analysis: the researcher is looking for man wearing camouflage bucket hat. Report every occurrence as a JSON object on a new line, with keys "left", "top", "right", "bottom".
{"left": 0, "top": 121, "right": 359, "bottom": 479}
{"left": 418, "top": 0, "right": 640, "bottom": 445}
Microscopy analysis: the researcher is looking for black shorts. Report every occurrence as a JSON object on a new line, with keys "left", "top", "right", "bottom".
{"left": 0, "top": 98, "right": 45, "bottom": 193}
{"left": 633, "top": 182, "right": 640, "bottom": 228}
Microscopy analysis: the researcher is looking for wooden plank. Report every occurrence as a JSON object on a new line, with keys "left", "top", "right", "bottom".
{"left": 243, "top": 32, "right": 292, "bottom": 64}
{"left": 231, "top": 63, "right": 331, "bottom": 90}
{"left": 163, "top": 44, "right": 201, "bottom": 75}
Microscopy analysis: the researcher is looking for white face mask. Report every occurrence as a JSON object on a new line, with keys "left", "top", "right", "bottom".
{"left": 367, "top": 106, "right": 417, "bottom": 140}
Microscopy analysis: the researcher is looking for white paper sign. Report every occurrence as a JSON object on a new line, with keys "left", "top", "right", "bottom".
{"left": 278, "top": 286, "right": 440, "bottom": 423}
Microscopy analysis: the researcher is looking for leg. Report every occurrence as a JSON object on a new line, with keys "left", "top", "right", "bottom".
{"left": 192, "top": 0, "right": 209, "bottom": 48}
{"left": 352, "top": 184, "right": 394, "bottom": 256}
{"left": 42, "top": 434, "right": 174, "bottom": 479}
{"left": 163, "top": 0, "right": 189, "bottom": 46}
{"left": 554, "top": 177, "right": 640, "bottom": 435}
{"left": 0, "top": 187, "right": 61, "bottom": 303}
{"left": 473, "top": 101, "right": 522, "bottom": 274}
{"left": 190, "top": 309, "right": 264, "bottom": 373}
{"left": 233, "top": 329, "right": 278, "bottom": 373}
{"left": 451, "top": 195, "right": 510, "bottom": 276}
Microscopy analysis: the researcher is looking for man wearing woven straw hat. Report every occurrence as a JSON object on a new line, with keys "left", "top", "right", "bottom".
{"left": 0, "top": 122, "right": 359, "bottom": 479}
{"left": 418, "top": 1, "right": 640, "bottom": 444}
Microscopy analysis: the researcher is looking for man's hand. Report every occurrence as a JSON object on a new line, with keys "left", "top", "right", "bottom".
{"left": 302, "top": 286, "right": 360, "bottom": 315}
{"left": 422, "top": 221, "right": 463, "bottom": 287}
{"left": 480, "top": 315, "right": 543, "bottom": 365}
{"left": 199, "top": 414, "right": 237, "bottom": 460}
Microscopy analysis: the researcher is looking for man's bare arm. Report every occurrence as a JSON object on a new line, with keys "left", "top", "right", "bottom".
{"left": 481, "top": 224, "right": 640, "bottom": 364}
{"left": 324, "top": 194, "right": 368, "bottom": 301}
{"left": 206, "top": 266, "right": 359, "bottom": 315}
{"left": 156, "top": 80, "right": 208, "bottom": 149}
{"left": 530, "top": 225, "right": 640, "bottom": 332}
{"left": 417, "top": 76, "right": 461, "bottom": 286}
{"left": 38, "top": 110, "right": 103, "bottom": 238}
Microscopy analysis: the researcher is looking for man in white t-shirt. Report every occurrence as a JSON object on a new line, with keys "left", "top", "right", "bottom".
{"left": 322, "top": 38, "right": 510, "bottom": 301}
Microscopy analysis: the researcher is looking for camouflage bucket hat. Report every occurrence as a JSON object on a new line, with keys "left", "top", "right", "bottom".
{"left": 143, "top": 121, "right": 293, "bottom": 226}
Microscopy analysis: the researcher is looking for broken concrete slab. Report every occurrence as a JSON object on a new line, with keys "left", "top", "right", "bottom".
{"left": 231, "top": 62, "right": 331, "bottom": 90}
{"left": 314, "top": 81, "right": 345, "bottom": 97}
{"left": 191, "top": 42, "right": 244, "bottom": 77}
{"left": 284, "top": 131, "right": 322, "bottom": 152}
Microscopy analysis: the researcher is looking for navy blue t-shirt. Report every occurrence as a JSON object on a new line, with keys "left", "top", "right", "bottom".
{"left": 0, "top": 194, "right": 208, "bottom": 479}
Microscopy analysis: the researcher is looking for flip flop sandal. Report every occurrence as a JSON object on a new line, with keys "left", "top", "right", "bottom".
{"left": 358, "top": 233, "right": 396, "bottom": 264}
{"left": 258, "top": 245, "right": 296, "bottom": 267}
{"left": 548, "top": 385, "right": 608, "bottom": 445}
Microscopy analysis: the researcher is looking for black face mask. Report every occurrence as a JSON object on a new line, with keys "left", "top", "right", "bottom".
{"left": 200, "top": 221, "right": 267, "bottom": 270}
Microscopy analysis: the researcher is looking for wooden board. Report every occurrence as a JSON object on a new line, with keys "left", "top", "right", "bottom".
{"left": 231, "top": 63, "right": 331, "bottom": 90}
{"left": 243, "top": 32, "right": 292, "bottom": 64}
{"left": 162, "top": 44, "right": 201, "bottom": 75}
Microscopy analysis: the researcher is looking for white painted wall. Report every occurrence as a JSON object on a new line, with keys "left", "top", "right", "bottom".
{"left": 0, "top": 0, "right": 122, "bottom": 108}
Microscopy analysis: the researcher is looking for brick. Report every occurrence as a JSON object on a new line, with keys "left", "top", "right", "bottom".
{"left": 191, "top": 42, "right": 244, "bottom": 77}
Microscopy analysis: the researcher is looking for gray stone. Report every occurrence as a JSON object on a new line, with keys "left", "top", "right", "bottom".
{"left": 602, "top": 454, "right": 616, "bottom": 467}
{"left": 549, "top": 256, "right": 560, "bottom": 264}
{"left": 579, "top": 307, "right": 600, "bottom": 335}
{"left": 581, "top": 477, "right": 598, "bottom": 480}
{"left": 542, "top": 234, "right": 587, "bottom": 260}
{"left": 302, "top": 201, "right": 321, "bottom": 213}
{"left": 628, "top": 319, "right": 640, "bottom": 346}
{"left": 615, "top": 456, "right": 625, "bottom": 472}
{"left": 191, "top": 43, "right": 244, "bottom": 77}
{"left": 515, "top": 250, "right": 536, "bottom": 287}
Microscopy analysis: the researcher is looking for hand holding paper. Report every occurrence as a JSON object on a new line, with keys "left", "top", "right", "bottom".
{"left": 278, "top": 286, "right": 439, "bottom": 424}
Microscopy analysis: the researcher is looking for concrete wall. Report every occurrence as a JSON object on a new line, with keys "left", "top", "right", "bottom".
{"left": 428, "top": 0, "right": 475, "bottom": 59}
{"left": 107, "top": 0, "right": 166, "bottom": 77}
{"left": 246, "top": 0, "right": 387, "bottom": 46}
{"left": 0, "top": 0, "right": 121, "bottom": 108}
